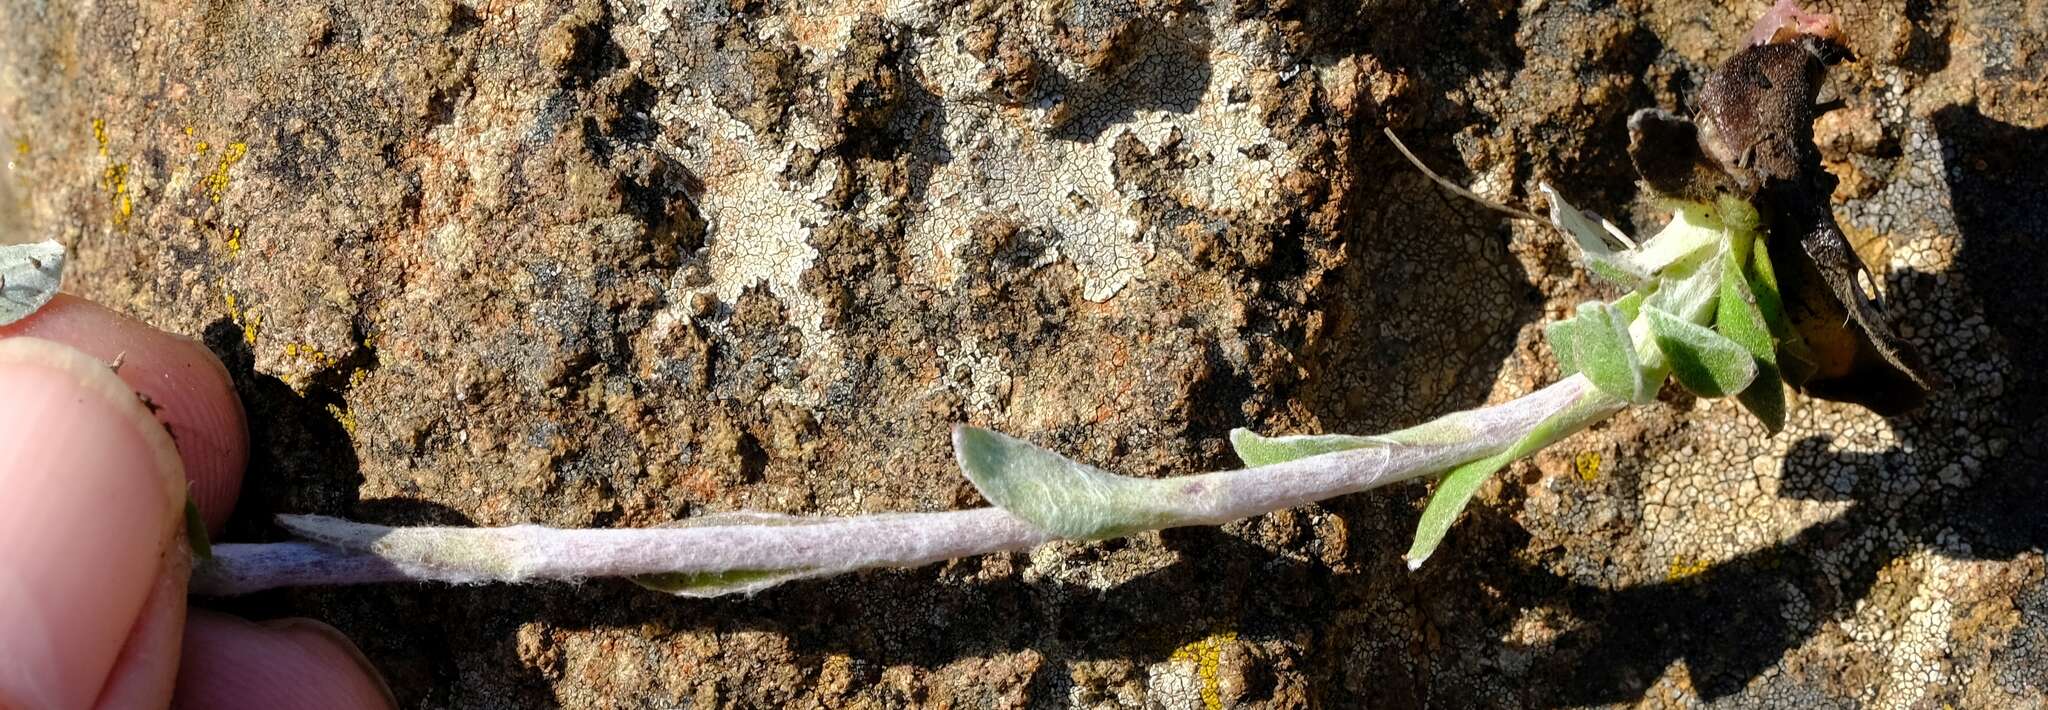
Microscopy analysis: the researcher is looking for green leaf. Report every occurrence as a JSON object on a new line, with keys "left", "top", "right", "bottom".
{"left": 631, "top": 568, "right": 813, "bottom": 597}
{"left": 954, "top": 426, "right": 1193, "bottom": 539}
{"left": 1645, "top": 305, "right": 1757, "bottom": 398}
{"left": 1643, "top": 246, "right": 1724, "bottom": 325}
{"left": 1621, "top": 204, "right": 1723, "bottom": 277}
{"left": 1404, "top": 451, "right": 1517, "bottom": 570}
{"left": 625, "top": 512, "right": 832, "bottom": 596}
{"left": 1717, "top": 255, "right": 1787, "bottom": 432}
{"left": 1229, "top": 429, "right": 1388, "bottom": 467}
{"left": 1716, "top": 258, "right": 1773, "bottom": 358}
{"left": 1546, "top": 302, "right": 1654, "bottom": 404}
{"left": 0, "top": 240, "right": 65, "bottom": 327}
{"left": 1745, "top": 232, "right": 1791, "bottom": 336}
{"left": 1744, "top": 235, "right": 1819, "bottom": 385}
{"left": 1404, "top": 390, "right": 1608, "bottom": 568}
{"left": 184, "top": 498, "right": 213, "bottom": 561}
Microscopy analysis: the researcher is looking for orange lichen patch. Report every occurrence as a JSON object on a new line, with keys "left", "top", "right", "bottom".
{"left": 1575, "top": 451, "right": 1602, "bottom": 482}
{"left": 1167, "top": 631, "right": 1237, "bottom": 710}
{"left": 205, "top": 142, "right": 248, "bottom": 203}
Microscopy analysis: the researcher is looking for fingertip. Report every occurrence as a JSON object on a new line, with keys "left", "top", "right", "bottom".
{"left": 91, "top": 545, "right": 191, "bottom": 709}
{"left": 0, "top": 338, "right": 187, "bottom": 710}
{"left": 176, "top": 611, "right": 396, "bottom": 710}
{"left": 1, "top": 295, "right": 248, "bottom": 532}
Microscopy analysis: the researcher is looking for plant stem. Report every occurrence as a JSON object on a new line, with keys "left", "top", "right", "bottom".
{"left": 191, "top": 374, "right": 1622, "bottom": 597}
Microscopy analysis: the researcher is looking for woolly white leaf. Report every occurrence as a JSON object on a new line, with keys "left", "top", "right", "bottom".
{"left": 0, "top": 240, "right": 64, "bottom": 326}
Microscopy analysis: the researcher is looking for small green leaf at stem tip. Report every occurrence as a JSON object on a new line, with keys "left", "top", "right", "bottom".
{"left": 1717, "top": 254, "right": 1787, "bottom": 432}
{"left": 1744, "top": 235, "right": 1819, "bottom": 385}
{"left": 1623, "top": 204, "right": 1724, "bottom": 277}
{"left": 1644, "top": 305, "right": 1757, "bottom": 398}
{"left": 1644, "top": 246, "right": 1725, "bottom": 325}
{"left": 1715, "top": 255, "right": 1775, "bottom": 361}
{"left": 184, "top": 498, "right": 213, "bottom": 561}
{"left": 1546, "top": 301, "right": 1653, "bottom": 404}
{"left": 1229, "top": 429, "right": 1386, "bottom": 467}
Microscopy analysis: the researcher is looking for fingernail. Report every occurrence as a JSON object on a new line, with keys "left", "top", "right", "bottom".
{"left": 260, "top": 619, "right": 399, "bottom": 708}
{"left": 0, "top": 337, "right": 186, "bottom": 710}
{"left": 177, "top": 612, "right": 400, "bottom": 710}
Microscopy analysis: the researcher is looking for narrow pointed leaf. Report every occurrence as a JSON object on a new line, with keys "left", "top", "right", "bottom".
{"left": 628, "top": 513, "right": 822, "bottom": 596}
{"left": 1405, "top": 389, "right": 1614, "bottom": 568}
{"left": 1644, "top": 305, "right": 1757, "bottom": 398}
{"left": 1229, "top": 429, "right": 1389, "bottom": 467}
{"left": 1717, "top": 254, "right": 1787, "bottom": 432}
{"left": 1745, "top": 235, "right": 1819, "bottom": 385}
{"left": 631, "top": 568, "right": 816, "bottom": 597}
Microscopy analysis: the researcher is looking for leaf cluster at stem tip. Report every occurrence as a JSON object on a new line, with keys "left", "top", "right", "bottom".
{"left": 942, "top": 191, "right": 1811, "bottom": 573}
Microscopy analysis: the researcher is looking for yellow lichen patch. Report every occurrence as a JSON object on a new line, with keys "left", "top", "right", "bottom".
{"left": 13, "top": 139, "right": 26, "bottom": 155}
{"left": 1167, "top": 631, "right": 1237, "bottom": 710}
{"left": 89, "top": 120, "right": 134, "bottom": 228}
{"left": 1667, "top": 555, "right": 1712, "bottom": 582}
{"left": 221, "top": 287, "right": 261, "bottom": 345}
{"left": 100, "top": 163, "right": 133, "bottom": 228}
{"left": 326, "top": 403, "right": 359, "bottom": 435}
{"left": 282, "top": 341, "right": 339, "bottom": 370}
{"left": 223, "top": 225, "right": 243, "bottom": 256}
{"left": 1574, "top": 451, "right": 1601, "bottom": 482}
{"left": 205, "top": 142, "right": 248, "bottom": 204}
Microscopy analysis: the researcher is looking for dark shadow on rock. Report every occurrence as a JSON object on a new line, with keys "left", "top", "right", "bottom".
{"left": 196, "top": 319, "right": 492, "bottom": 705}
{"left": 201, "top": 318, "right": 369, "bottom": 541}
{"left": 1511, "top": 106, "right": 2048, "bottom": 705}
{"left": 1940, "top": 106, "right": 2048, "bottom": 440}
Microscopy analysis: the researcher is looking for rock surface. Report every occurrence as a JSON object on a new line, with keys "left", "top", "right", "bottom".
{"left": 3, "top": 0, "right": 2045, "bottom": 706}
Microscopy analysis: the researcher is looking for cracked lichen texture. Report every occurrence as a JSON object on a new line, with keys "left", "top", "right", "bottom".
{"left": 3, "top": 0, "right": 2045, "bottom": 707}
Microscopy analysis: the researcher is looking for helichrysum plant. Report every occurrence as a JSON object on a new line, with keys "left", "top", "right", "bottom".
{"left": 1, "top": 2, "right": 1926, "bottom": 598}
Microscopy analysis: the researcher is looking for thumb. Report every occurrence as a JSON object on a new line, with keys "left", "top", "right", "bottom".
{"left": 0, "top": 337, "right": 188, "bottom": 709}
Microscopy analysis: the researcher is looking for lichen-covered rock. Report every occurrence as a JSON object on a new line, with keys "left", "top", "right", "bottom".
{"left": 3, "top": 0, "right": 2044, "bottom": 707}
